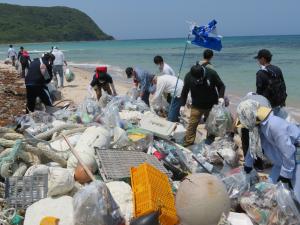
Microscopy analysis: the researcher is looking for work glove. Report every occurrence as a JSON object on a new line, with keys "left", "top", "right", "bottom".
{"left": 277, "top": 176, "right": 293, "bottom": 189}
{"left": 137, "top": 97, "right": 142, "bottom": 101}
{"left": 179, "top": 106, "right": 185, "bottom": 116}
{"left": 244, "top": 166, "right": 253, "bottom": 174}
{"left": 218, "top": 98, "right": 224, "bottom": 105}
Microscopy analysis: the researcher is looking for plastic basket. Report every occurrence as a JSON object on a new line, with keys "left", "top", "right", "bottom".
{"left": 131, "top": 163, "right": 178, "bottom": 225}
{"left": 5, "top": 174, "right": 48, "bottom": 209}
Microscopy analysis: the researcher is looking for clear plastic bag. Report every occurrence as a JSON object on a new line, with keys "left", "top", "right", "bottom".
{"left": 73, "top": 181, "right": 124, "bottom": 225}
{"left": 127, "top": 128, "right": 153, "bottom": 152}
{"left": 65, "top": 68, "right": 75, "bottom": 82}
{"left": 267, "top": 182, "right": 300, "bottom": 225}
{"left": 240, "top": 182, "right": 300, "bottom": 225}
{"left": 202, "top": 137, "right": 238, "bottom": 167}
{"left": 206, "top": 103, "right": 233, "bottom": 137}
{"left": 221, "top": 167, "right": 250, "bottom": 199}
{"left": 240, "top": 182, "right": 276, "bottom": 225}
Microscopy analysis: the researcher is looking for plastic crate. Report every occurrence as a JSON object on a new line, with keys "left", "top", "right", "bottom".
{"left": 5, "top": 174, "right": 48, "bottom": 209}
{"left": 95, "top": 149, "right": 171, "bottom": 182}
{"left": 131, "top": 163, "right": 178, "bottom": 225}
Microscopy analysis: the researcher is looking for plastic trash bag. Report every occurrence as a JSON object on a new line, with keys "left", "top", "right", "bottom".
{"left": 65, "top": 68, "right": 75, "bottom": 82}
{"left": 47, "top": 167, "right": 75, "bottom": 197}
{"left": 126, "top": 87, "right": 140, "bottom": 101}
{"left": 202, "top": 137, "right": 238, "bottom": 167}
{"left": 206, "top": 103, "right": 233, "bottom": 137}
{"left": 127, "top": 128, "right": 153, "bottom": 152}
{"left": 221, "top": 167, "right": 251, "bottom": 199}
{"left": 240, "top": 182, "right": 300, "bottom": 225}
{"left": 73, "top": 181, "right": 125, "bottom": 225}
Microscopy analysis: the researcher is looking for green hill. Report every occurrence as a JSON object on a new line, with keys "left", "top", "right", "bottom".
{"left": 0, "top": 3, "right": 113, "bottom": 43}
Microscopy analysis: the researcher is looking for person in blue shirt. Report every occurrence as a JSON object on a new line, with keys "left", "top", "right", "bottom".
{"left": 236, "top": 99, "right": 300, "bottom": 203}
{"left": 126, "top": 67, "right": 155, "bottom": 106}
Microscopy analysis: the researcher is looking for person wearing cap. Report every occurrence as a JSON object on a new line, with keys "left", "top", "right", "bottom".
{"left": 18, "top": 47, "right": 32, "bottom": 78}
{"left": 150, "top": 74, "right": 183, "bottom": 122}
{"left": 25, "top": 53, "right": 55, "bottom": 112}
{"left": 89, "top": 66, "right": 117, "bottom": 101}
{"left": 7, "top": 44, "right": 17, "bottom": 66}
{"left": 51, "top": 46, "right": 67, "bottom": 88}
{"left": 153, "top": 55, "right": 176, "bottom": 76}
{"left": 236, "top": 99, "right": 300, "bottom": 203}
{"left": 180, "top": 63, "right": 226, "bottom": 146}
{"left": 254, "top": 49, "right": 287, "bottom": 112}
{"left": 125, "top": 67, "right": 155, "bottom": 106}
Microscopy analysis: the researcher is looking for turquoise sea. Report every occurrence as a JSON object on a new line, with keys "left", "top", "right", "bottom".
{"left": 1, "top": 35, "right": 300, "bottom": 114}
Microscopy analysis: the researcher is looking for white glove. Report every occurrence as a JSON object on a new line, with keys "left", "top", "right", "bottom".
{"left": 218, "top": 98, "right": 224, "bottom": 105}
{"left": 180, "top": 106, "right": 185, "bottom": 116}
{"left": 137, "top": 97, "right": 142, "bottom": 101}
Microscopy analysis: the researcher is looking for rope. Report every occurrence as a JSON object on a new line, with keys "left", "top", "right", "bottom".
{"left": 0, "top": 140, "right": 22, "bottom": 169}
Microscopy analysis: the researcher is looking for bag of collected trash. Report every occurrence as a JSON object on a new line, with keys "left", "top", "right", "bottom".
{"left": 107, "top": 181, "right": 133, "bottom": 224}
{"left": 111, "top": 127, "right": 131, "bottom": 149}
{"left": 67, "top": 126, "right": 110, "bottom": 172}
{"left": 202, "top": 137, "right": 238, "bottom": 167}
{"left": 206, "top": 103, "right": 233, "bottom": 137}
{"left": 127, "top": 128, "right": 153, "bottom": 152}
{"left": 73, "top": 180, "right": 125, "bottom": 225}
{"left": 47, "top": 167, "right": 75, "bottom": 197}
{"left": 65, "top": 68, "right": 75, "bottom": 82}
{"left": 221, "top": 167, "right": 251, "bottom": 200}
{"left": 126, "top": 87, "right": 140, "bottom": 101}
{"left": 76, "top": 98, "right": 102, "bottom": 122}
{"left": 240, "top": 182, "right": 300, "bottom": 225}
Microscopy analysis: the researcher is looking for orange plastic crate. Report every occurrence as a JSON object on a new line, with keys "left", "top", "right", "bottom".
{"left": 131, "top": 163, "right": 178, "bottom": 225}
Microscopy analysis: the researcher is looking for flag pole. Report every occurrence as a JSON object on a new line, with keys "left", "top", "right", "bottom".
{"left": 169, "top": 34, "right": 190, "bottom": 117}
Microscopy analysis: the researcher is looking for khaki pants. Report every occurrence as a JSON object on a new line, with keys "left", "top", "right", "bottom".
{"left": 94, "top": 83, "right": 112, "bottom": 100}
{"left": 184, "top": 107, "right": 211, "bottom": 146}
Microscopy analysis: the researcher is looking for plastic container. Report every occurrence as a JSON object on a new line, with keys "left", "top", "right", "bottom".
{"left": 131, "top": 163, "right": 178, "bottom": 225}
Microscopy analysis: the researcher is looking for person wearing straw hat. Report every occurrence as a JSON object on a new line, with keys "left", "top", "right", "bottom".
{"left": 236, "top": 99, "right": 300, "bottom": 203}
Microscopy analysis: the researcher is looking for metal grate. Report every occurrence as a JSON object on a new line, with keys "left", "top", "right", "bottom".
{"left": 95, "top": 149, "right": 171, "bottom": 182}
{"left": 5, "top": 175, "right": 48, "bottom": 209}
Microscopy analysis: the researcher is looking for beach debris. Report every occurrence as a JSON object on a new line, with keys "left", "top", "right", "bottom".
{"left": 5, "top": 174, "right": 48, "bottom": 209}
{"left": 131, "top": 163, "right": 178, "bottom": 225}
{"left": 65, "top": 68, "right": 75, "bottom": 82}
{"left": 176, "top": 173, "right": 230, "bottom": 225}
{"left": 73, "top": 181, "right": 124, "bottom": 225}
{"left": 24, "top": 196, "right": 74, "bottom": 225}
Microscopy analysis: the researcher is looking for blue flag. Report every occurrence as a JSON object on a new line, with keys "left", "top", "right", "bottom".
{"left": 190, "top": 20, "right": 222, "bottom": 51}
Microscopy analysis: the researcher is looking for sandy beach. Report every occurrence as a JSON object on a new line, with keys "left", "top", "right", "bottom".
{"left": 1, "top": 61, "right": 300, "bottom": 124}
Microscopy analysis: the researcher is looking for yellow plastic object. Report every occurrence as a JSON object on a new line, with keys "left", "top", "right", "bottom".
{"left": 128, "top": 133, "right": 146, "bottom": 142}
{"left": 131, "top": 163, "right": 178, "bottom": 225}
{"left": 40, "top": 216, "right": 60, "bottom": 225}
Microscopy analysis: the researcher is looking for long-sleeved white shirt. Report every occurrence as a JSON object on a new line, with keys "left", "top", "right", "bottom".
{"left": 7, "top": 48, "right": 17, "bottom": 58}
{"left": 151, "top": 74, "right": 183, "bottom": 106}
{"left": 159, "top": 63, "right": 176, "bottom": 76}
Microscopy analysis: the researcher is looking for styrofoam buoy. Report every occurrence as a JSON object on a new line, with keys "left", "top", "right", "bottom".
{"left": 176, "top": 173, "right": 230, "bottom": 225}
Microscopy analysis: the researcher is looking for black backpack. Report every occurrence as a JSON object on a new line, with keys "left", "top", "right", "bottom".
{"left": 262, "top": 68, "right": 287, "bottom": 107}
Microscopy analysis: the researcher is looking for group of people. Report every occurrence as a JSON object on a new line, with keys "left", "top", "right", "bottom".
{"left": 6, "top": 43, "right": 300, "bottom": 204}
{"left": 125, "top": 50, "right": 224, "bottom": 146}
{"left": 123, "top": 49, "right": 300, "bottom": 204}
{"left": 7, "top": 45, "right": 68, "bottom": 112}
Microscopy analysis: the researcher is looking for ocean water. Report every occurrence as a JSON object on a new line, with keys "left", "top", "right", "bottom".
{"left": 1, "top": 35, "right": 299, "bottom": 111}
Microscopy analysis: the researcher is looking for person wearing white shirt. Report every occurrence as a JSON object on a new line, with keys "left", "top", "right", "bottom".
{"left": 52, "top": 46, "right": 67, "bottom": 88}
{"left": 154, "top": 55, "right": 176, "bottom": 76}
{"left": 150, "top": 74, "right": 183, "bottom": 122}
{"left": 7, "top": 45, "right": 17, "bottom": 66}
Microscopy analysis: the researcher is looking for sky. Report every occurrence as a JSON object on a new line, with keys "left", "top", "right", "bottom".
{"left": 0, "top": 0, "right": 299, "bottom": 40}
